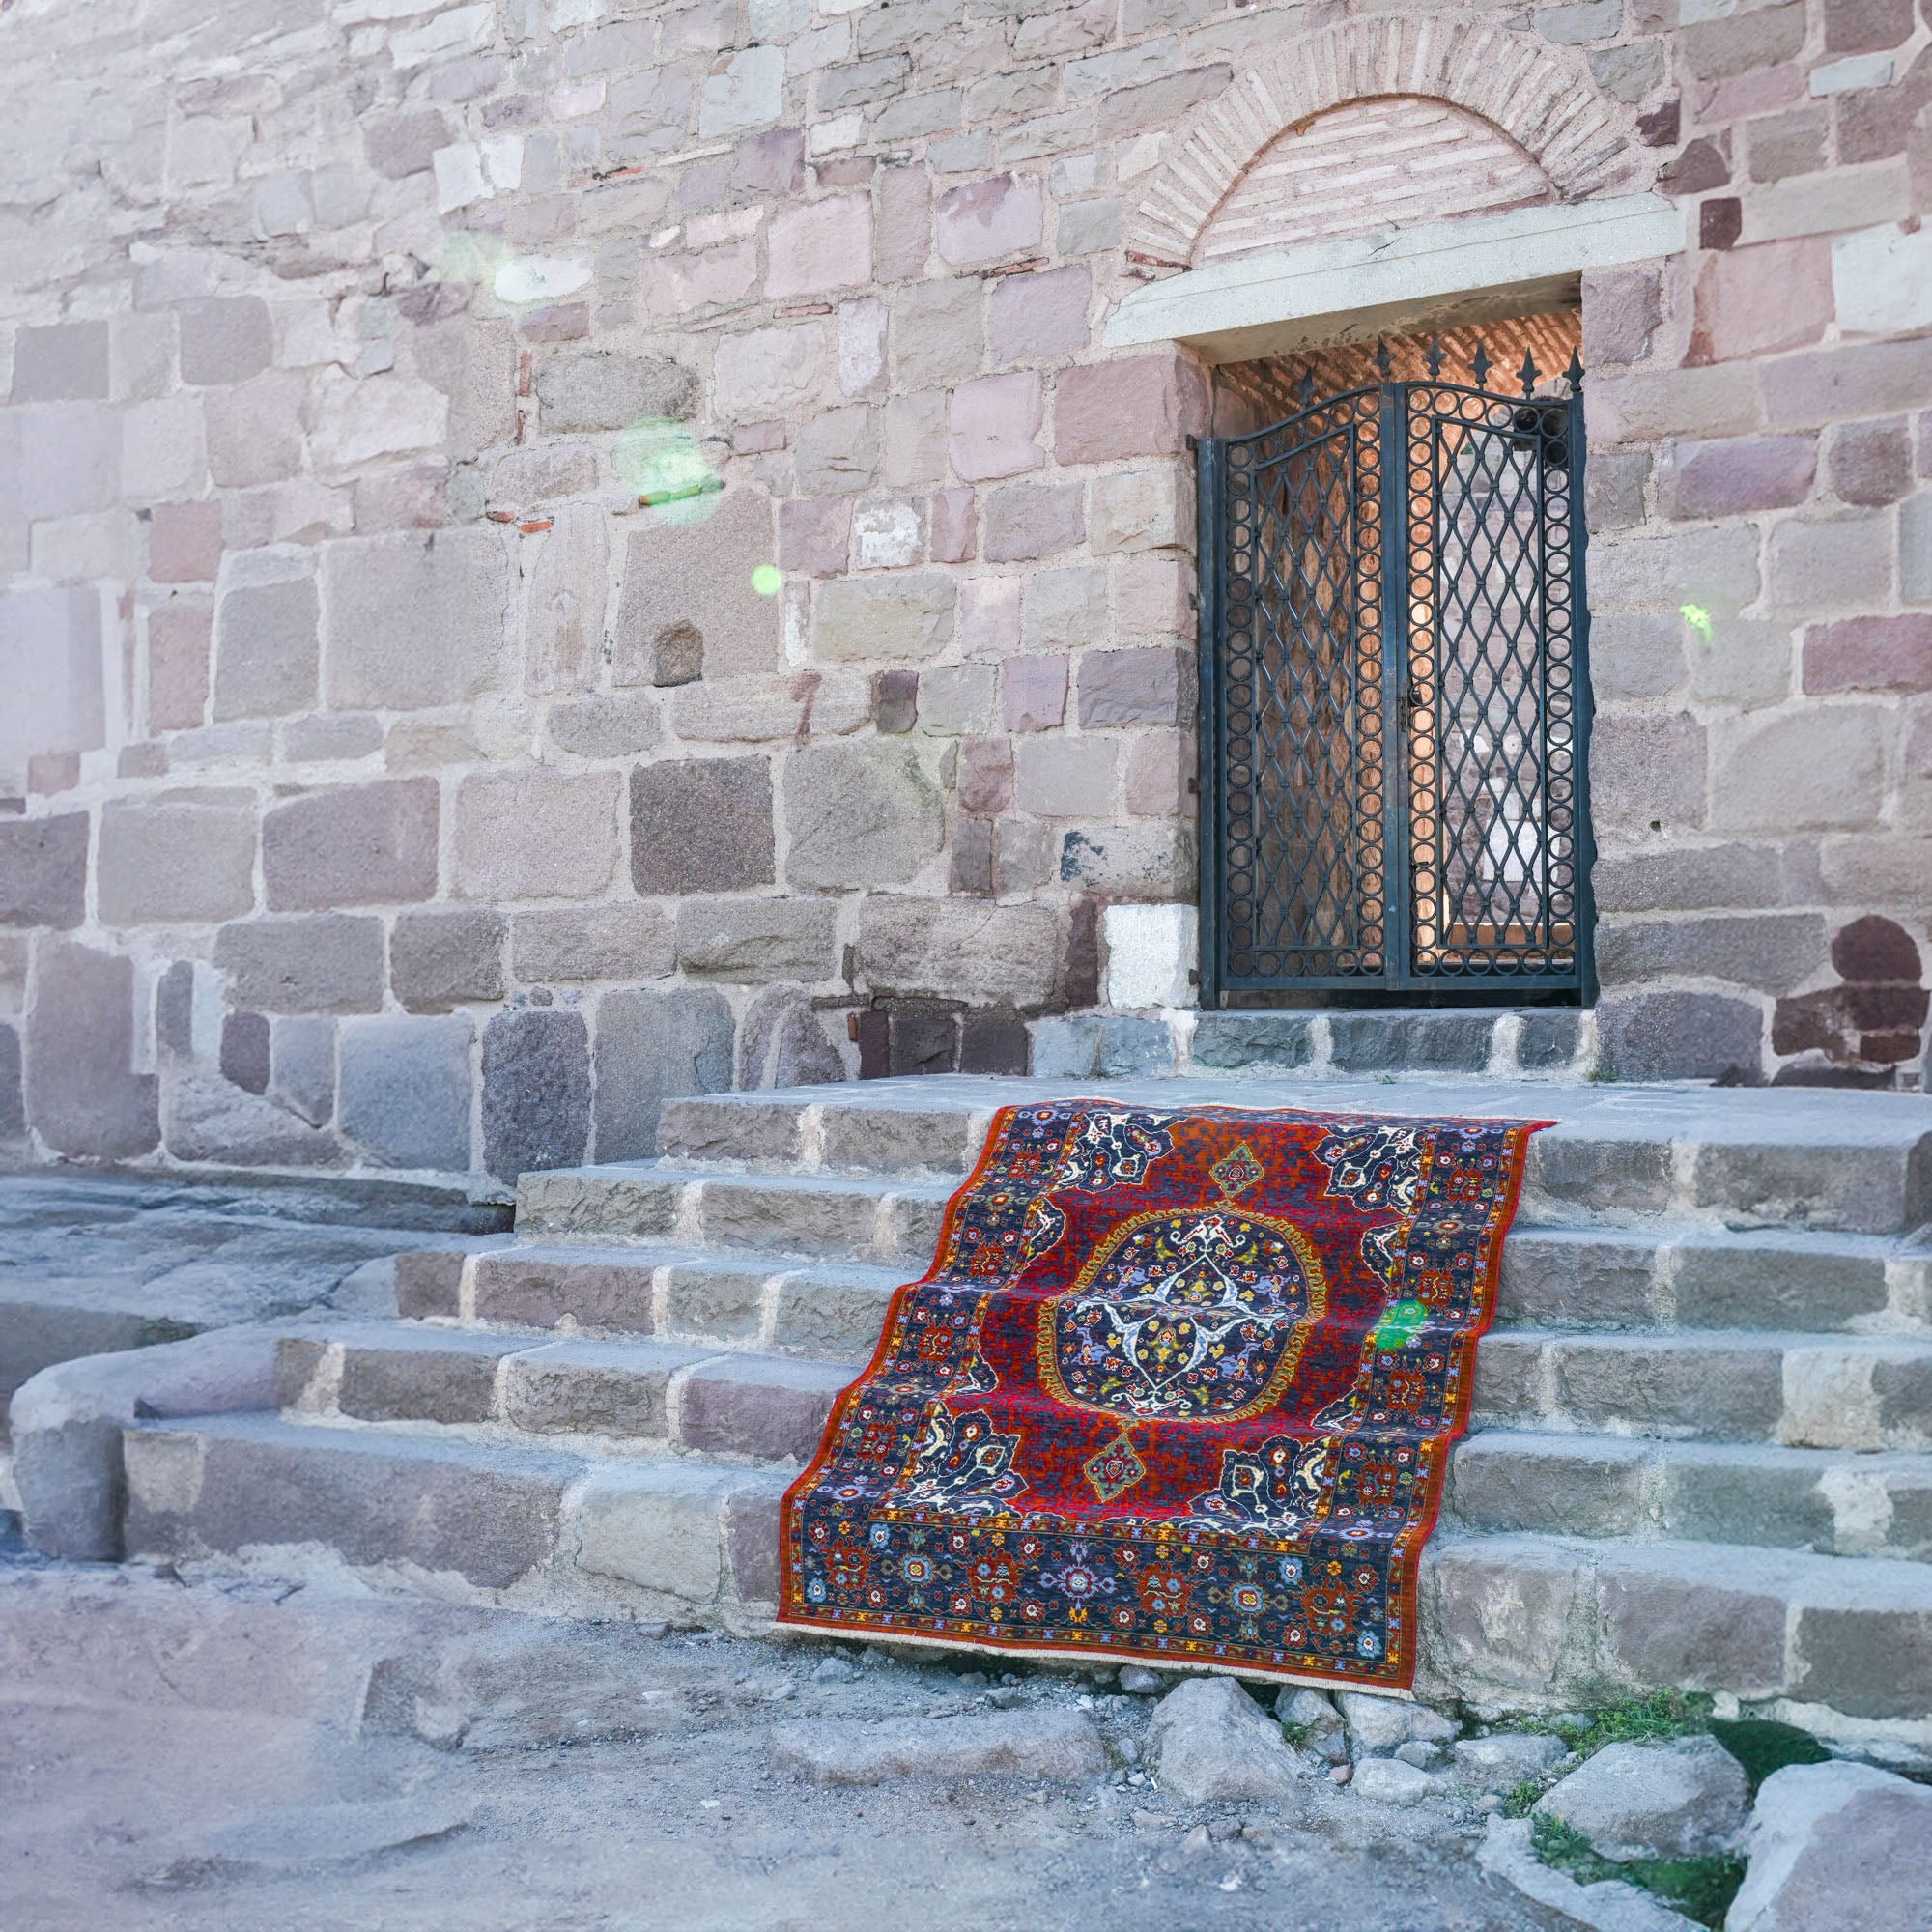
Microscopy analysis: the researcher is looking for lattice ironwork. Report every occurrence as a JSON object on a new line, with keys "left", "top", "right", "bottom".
{"left": 1198, "top": 340, "right": 1593, "bottom": 1001}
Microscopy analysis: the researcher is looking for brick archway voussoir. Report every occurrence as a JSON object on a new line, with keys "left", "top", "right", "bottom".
{"left": 1125, "top": 13, "right": 1644, "bottom": 269}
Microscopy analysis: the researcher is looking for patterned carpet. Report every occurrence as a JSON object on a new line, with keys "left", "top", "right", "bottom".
{"left": 780, "top": 1099, "right": 1545, "bottom": 1694}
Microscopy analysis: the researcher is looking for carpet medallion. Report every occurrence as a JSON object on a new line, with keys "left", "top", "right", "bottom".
{"left": 778, "top": 1100, "right": 1546, "bottom": 1692}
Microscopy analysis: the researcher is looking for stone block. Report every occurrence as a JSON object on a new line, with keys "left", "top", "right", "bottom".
{"left": 958, "top": 737, "right": 1014, "bottom": 815}
{"left": 1189, "top": 1012, "right": 1315, "bottom": 1071}
{"left": 214, "top": 915, "right": 385, "bottom": 1014}
{"left": 676, "top": 897, "right": 838, "bottom": 980}
{"left": 263, "top": 779, "right": 439, "bottom": 910}
{"left": 279, "top": 712, "right": 381, "bottom": 763}
{"left": 593, "top": 987, "right": 733, "bottom": 1161}
{"left": 987, "top": 263, "right": 1091, "bottom": 363}
{"left": 1089, "top": 469, "right": 1187, "bottom": 555}
{"left": 983, "top": 482, "right": 1084, "bottom": 562}
{"left": 614, "top": 491, "right": 780, "bottom": 684}
{"left": 391, "top": 908, "right": 505, "bottom": 1011}
{"left": 782, "top": 742, "right": 944, "bottom": 888}
{"left": 1767, "top": 511, "right": 1894, "bottom": 615}
{"left": 205, "top": 372, "right": 304, "bottom": 489}
{"left": 1598, "top": 914, "right": 1826, "bottom": 996}
{"left": 1596, "top": 1547, "right": 1791, "bottom": 1697}
{"left": 511, "top": 905, "right": 675, "bottom": 983}
{"left": 714, "top": 319, "right": 839, "bottom": 421}
{"left": 456, "top": 768, "right": 622, "bottom": 900}
{"left": 766, "top": 193, "right": 872, "bottom": 298}
{"left": 934, "top": 172, "right": 1042, "bottom": 265}
{"left": 1658, "top": 435, "right": 1816, "bottom": 520}
{"left": 1826, "top": 418, "right": 1912, "bottom": 507}
{"left": 503, "top": 1340, "right": 680, "bottom": 1437}
{"left": 1077, "top": 646, "right": 1184, "bottom": 728}
{"left": 811, "top": 572, "right": 954, "bottom": 662}
{"left": 699, "top": 42, "right": 783, "bottom": 135}
{"left": 98, "top": 792, "right": 257, "bottom": 925}
{"left": 178, "top": 298, "right": 273, "bottom": 386}
{"left": 1711, "top": 705, "right": 1889, "bottom": 832}
{"left": 1690, "top": 241, "right": 1832, "bottom": 364}
{"left": 212, "top": 576, "right": 320, "bottom": 722}
{"left": 1103, "top": 901, "right": 1194, "bottom": 1009}
{"left": 0, "top": 814, "right": 88, "bottom": 929}
{"left": 1030, "top": 1013, "right": 1173, "bottom": 1077}
{"left": 779, "top": 497, "right": 852, "bottom": 578}
{"left": 1022, "top": 565, "right": 1107, "bottom": 654}
{"left": 482, "top": 1008, "right": 590, "bottom": 1180}
{"left": 1003, "top": 654, "right": 1067, "bottom": 732}
{"left": 1058, "top": 822, "right": 1191, "bottom": 897}
{"left": 21, "top": 401, "right": 120, "bottom": 517}
{"left": 795, "top": 406, "right": 879, "bottom": 497}
{"left": 545, "top": 692, "right": 663, "bottom": 759}
{"left": 321, "top": 527, "right": 513, "bottom": 711}
{"left": 525, "top": 502, "right": 608, "bottom": 698}
{"left": 857, "top": 896, "right": 1059, "bottom": 1004}
{"left": 11, "top": 321, "right": 110, "bottom": 402}
{"left": 948, "top": 371, "right": 1043, "bottom": 482}
{"left": 1804, "top": 614, "right": 1932, "bottom": 696}
{"left": 736, "top": 983, "right": 847, "bottom": 1087}
{"left": 1589, "top": 711, "right": 1708, "bottom": 835}
{"left": 679, "top": 1357, "right": 849, "bottom": 1461}
{"left": 1597, "top": 991, "right": 1764, "bottom": 1082}
{"left": 338, "top": 1015, "right": 475, "bottom": 1171}
{"left": 630, "top": 758, "right": 775, "bottom": 895}
{"left": 874, "top": 162, "right": 930, "bottom": 280}
{"left": 1054, "top": 353, "right": 1206, "bottom": 466}
{"left": 1014, "top": 735, "right": 1115, "bottom": 816}
{"left": 570, "top": 1460, "right": 738, "bottom": 1606}
{"left": 534, "top": 352, "right": 698, "bottom": 432}
{"left": 270, "top": 1014, "right": 334, "bottom": 1126}
{"left": 24, "top": 939, "right": 159, "bottom": 1158}
{"left": 149, "top": 604, "right": 212, "bottom": 732}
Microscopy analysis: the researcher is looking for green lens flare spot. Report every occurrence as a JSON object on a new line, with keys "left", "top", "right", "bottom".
{"left": 1369, "top": 1297, "right": 1429, "bottom": 1351}
{"left": 614, "top": 417, "right": 723, "bottom": 526}
{"left": 1680, "top": 602, "right": 1714, "bottom": 642}
{"left": 751, "top": 564, "right": 782, "bottom": 596}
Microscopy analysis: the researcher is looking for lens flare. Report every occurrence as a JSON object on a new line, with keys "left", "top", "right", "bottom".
{"left": 1680, "top": 603, "right": 1714, "bottom": 642}
{"left": 751, "top": 564, "right": 782, "bottom": 596}
{"left": 615, "top": 416, "right": 722, "bottom": 526}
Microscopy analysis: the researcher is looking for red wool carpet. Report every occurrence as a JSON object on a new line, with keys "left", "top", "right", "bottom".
{"left": 779, "top": 1099, "right": 1546, "bottom": 1694}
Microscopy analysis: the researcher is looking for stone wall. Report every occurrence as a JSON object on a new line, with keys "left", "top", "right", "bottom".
{"left": 0, "top": 0, "right": 1927, "bottom": 1184}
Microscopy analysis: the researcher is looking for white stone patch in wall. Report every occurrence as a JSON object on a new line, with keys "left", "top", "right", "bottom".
{"left": 1104, "top": 903, "right": 1198, "bottom": 1011}
{"left": 686, "top": 206, "right": 763, "bottom": 250}
{"left": 494, "top": 256, "right": 593, "bottom": 305}
{"left": 165, "top": 115, "right": 254, "bottom": 193}
{"left": 852, "top": 500, "right": 922, "bottom": 570}
{"left": 433, "top": 144, "right": 487, "bottom": 213}
{"left": 809, "top": 114, "right": 863, "bottom": 156}
{"left": 838, "top": 297, "right": 887, "bottom": 397}
{"left": 1117, "top": 131, "right": 1168, "bottom": 181}
{"left": 1832, "top": 223, "right": 1932, "bottom": 338}
{"left": 390, "top": 3, "right": 494, "bottom": 66}
{"left": 546, "top": 0, "right": 602, "bottom": 27}
{"left": 550, "top": 79, "right": 605, "bottom": 120}
{"left": 698, "top": 45, "right": 784, "bottom": 138}
{"left": 1809, "top": 51, "right": 1895, "bottom": 95}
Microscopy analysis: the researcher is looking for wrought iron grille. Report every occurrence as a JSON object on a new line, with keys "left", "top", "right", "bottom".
{"left": 1197, "top": 340, "right": 1594, "bottom": 1002}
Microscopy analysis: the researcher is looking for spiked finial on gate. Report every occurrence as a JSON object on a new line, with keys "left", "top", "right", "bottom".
{"left": 1425, "top": 335, "right": 1444, "bottom": 379}
{"left": 1469, "top": 340, "right": 1492, "bottom": 391}
{"left": 1294, "top": 365, "right": 1317, "bottom": 409}
{"left": 1374, "top": 340, "right": 1393, "bottom": 381}
{"left": 1565, "top": 346, "right": 1585, "bottom": 390}
{"left": 1519, "top": 348, "right": 1540, "bottom": 398}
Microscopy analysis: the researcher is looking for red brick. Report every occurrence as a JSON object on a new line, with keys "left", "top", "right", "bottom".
{"left": 1804, "top": 614, "right": 1932, "bottom": 695}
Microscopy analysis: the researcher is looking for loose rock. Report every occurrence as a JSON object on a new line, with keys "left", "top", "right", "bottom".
{"left": 770, "top": 1708, "right": 1104, "bottom": 1785}
{"left": 1149, "top": 1676, "right": 1312, "bottom": 1809}
{"left": 810, "top": 1656, "right": 859, "bottom": 1684}
{"left": 1350, "top": 1757, "right": 1443, "bottom": 1807}
{"left": 1335, "top": 1690, "right": 1458, "bottom": 1757}
{"left": 1478, "top": 1816, "right": 1703, "bottom": 1932}
{"left": 1451, "top": 1731, "right": 1568, "bottom": 1793}
{"left": 1277, "top": 1686, "right": 1349, "bottom": 1762}
{"left": 1534, "top": 1736, "right": 1749, "bottom": 1861}
{"left": 1394, "top": 1739, "right": 1443, "bottom": 1769}
{"left": 1118, "top": 1664, "right": 1166, "bottom": 1694}
{"left": 1729, "top": 1760, "right": 1932, "bottom": 1932}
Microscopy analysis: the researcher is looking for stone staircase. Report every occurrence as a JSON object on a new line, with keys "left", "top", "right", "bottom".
{"left": 119, "top": 1072, "right": 1932, "bottom": 1754}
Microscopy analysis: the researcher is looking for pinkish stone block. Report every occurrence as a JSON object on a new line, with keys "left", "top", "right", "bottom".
{"left": 958, "top": 736, "right": 1014, "bottom": 814}
{"left": 1804, "top": 613, "right": 1932, "bottom": 694}
{"left": 766, "top": 194, "right": 874, "bottom": 300}
{"left": 149, "top": 604, "right": 212, "bottom": 733}
{"left": 149, "top": 501, "right": 223, "bottom": 583}
{"left": 876, "top": 164, "right": 931, "bottom": 281}
{"left": 935, "top": 173, "right": 1044, "bottom": 267}
{"left": 1658, "top": 434, "right": 1817, "bottom": 519}
{"left": 984, "top": 482, "right": 1084, "bottom": 562}
{"left": 779, "top": 497, "right": 852, "bottom": 577}
{"left": 1003, "top": 654, "right": 1068, "bottom": 732}
{"left": 1113, "top": 554, "right": 1190, "bottom": 636}
{"left": 1125, "top": 729, "right": 1191, "bottom": 816}
{"left": 959, "top": 578, "right": 1020, "bottom": 657}
{"left": 1690, "top": 240, "right": 1833, "bottom": 364}
{"left": 1054, "top": 354, "right": 1208, "bottom": 466}
{"left": 734, "top": 420, "right": 786, "bottom": 455}
{"left": 988, "top": 264, "right": 1092, "bottom": 363}
{"left": 930, "top": 486, "right": 977, "bottom": 563}
{"left": 948, "top": 371, "right": 1043, "bottom": 482}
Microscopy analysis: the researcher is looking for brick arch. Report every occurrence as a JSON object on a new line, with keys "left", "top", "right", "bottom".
{"left": 1124, "top": 13, "right": 1646, "bottom": 270}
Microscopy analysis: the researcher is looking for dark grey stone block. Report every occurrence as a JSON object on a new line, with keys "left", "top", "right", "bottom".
{"left": 1515, "top": 1010, "right": 1584, "bottom": 1070}
{"left": 1330, "top": 1011, "right": 1494, "bottom": 1073}
{"left": 1189, "top": 1012, "right": 1316, "bottom": 1071}
{"left": 737, "top": 982, "right": 847, "bottom": 1088}
{"left": 270, "top": 1015, "right": 335, "bottom": 1126}
{"left": 1597, "top": 990, "right": 1764, "bottom": 1083}
{"left": 592, "top": 988, "right": 732, "bottom": 1162}
{"left": 1671, "top": 1241, "right": 1889, "bottom": 1331}
{"left": 395, "top": 1250, "right": 464, "bottom": 1320}
{"left": 337, "top": 1336, "right": 514, "bottom": 1425}
{"left": 220, "top": 1011, "right": 271, "bottom": 1094}
{"left": 629, "top": 758, "right": 775, "bottom": 895}
{"left": 0, "top": 813, "right": 88, "bottom": 929}
{"left": 1030, "top": 1014, "right": 1174, "bottom": 1077}
{"left": 0, "top": 1022, "right": 23, "bottom": 1141}
{"left": 338, "top": 1014, "right": 475, "bottom": 1172}
{"left": 391, "top": 907, "right": 506, "bottom": 1012}
{"left": 1596, "top": 1551, "right": 1792, "bottom": 1698}
{"left": 471, "top": 1249, "right": 657, "bottom": 1332}
{"left": 482, "top": 1009, "right": 591, "bottom": 1180}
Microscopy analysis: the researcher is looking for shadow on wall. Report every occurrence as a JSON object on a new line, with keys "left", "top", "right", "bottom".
{"left": 1773, "top": 917, "right": 1929, "bottom": 1090}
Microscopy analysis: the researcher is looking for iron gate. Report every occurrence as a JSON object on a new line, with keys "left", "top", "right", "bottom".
{"left": 1196, "top": 342, "right": 1594, "bottom": 1003}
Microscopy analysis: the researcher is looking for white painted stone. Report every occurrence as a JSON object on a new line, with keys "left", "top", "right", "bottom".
{"left": 1808, "top": 52, "right": 1893, "bottom": 96}
{"left": 308, "top": 373, "right": 448, "bottom": 471}
{"left": 494, "top": 256, "right": 593, "bottom": 305}
{"left": 838, "top": 297, "right": 887, "bottom": 397}
{"left": 1105, "top": 194, "right": 1685, "bottom": 362}
{"left": 432, "top": 143, "right": 488, "bottom": 213}
{"left": 808, "top": 113, "right": 863, "bottom": 156}
{"left": 1103, "top": 902, "right": 1196, "bottom": 1010}
{"left": 1832, "top": 223, "right": 1932, "bottom": 339}
{"left": 851, "top": 501, "right": 921, "bottom": 571}
{"left": 698, "top": 45, "right": 784, "bottom": 138}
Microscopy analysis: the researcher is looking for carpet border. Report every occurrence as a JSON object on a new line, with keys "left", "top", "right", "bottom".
{"left": 775, "top": 1094, "right": 1551, "bottom": 1691}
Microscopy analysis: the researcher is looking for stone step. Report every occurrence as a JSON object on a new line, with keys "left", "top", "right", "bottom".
{"left": 276, "top": 1325, "right": 858, "bottom": 1465}
{"left": 1471, "top": 1329, "right": 1932, "bottom": 1449}
{"left": 652, "top": 1075, "right": 1932, "bottom": 1235}
{"left": 514, "top": 1163, "right": 954, "bottom": 1265}
{"left": 1497, "top": 1224, "right": 1929, "bottom": 1335}
{"left": 1447, "top": 1430, "right": 1932, "bottom": 1562}
{"left": 118, "top": 1411, "right": 1932, "bottom": 1745}
{"left": 396, "top": 1244, "right": 904, "bottom": 1360}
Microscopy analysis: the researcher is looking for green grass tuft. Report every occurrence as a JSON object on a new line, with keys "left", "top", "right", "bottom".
{"left": 1551, "top": 1690, "right": 1715, "bottom": 1758}
{"left": 1530, "top": 1814, "right": 1746, "bottom": 1929}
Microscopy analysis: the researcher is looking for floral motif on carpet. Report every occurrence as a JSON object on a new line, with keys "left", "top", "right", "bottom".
{"left": 777, "top": 1099, "right": 1546, "bottom": 1692}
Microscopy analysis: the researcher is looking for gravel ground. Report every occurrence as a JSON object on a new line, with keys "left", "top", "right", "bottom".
{"left": 0, "top": 1544, "right": 1548, "bottom": 1932}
